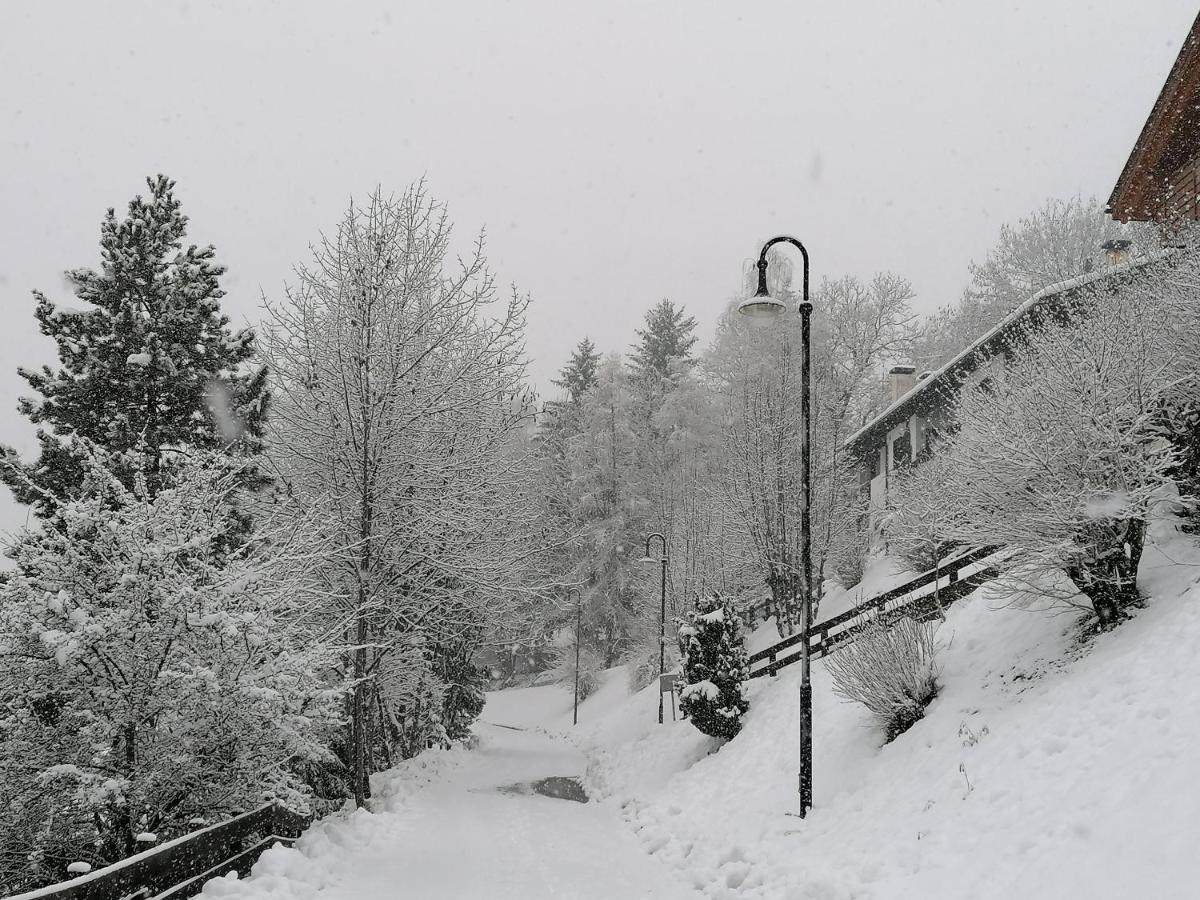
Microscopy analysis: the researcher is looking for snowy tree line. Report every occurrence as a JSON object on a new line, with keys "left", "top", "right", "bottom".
{"left": 533, "top": 262, "right": 918, "bottom": 690}
{"left": 535, "top": 193, "right": 1160, "bottom": 689}
{"left": 0, "top": 177, "right": 551, "bottom": 890}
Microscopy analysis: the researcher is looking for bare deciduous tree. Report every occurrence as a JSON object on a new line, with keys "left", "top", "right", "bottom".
{"left": 895, "top": 256, "right": 1200, "bottom": 627}
{"left": 712, "top": 264, "right": 915, "bottom": 635}
{"left": 264, "top": 183, "right": 546, "bottom": 804}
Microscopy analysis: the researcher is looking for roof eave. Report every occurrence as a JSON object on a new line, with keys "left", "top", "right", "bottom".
{"left": 842, "top": 255, "right": 1166, "bottom": 455}
{"left": 1108, "top": 11, "right": 1200, "bottom": 220}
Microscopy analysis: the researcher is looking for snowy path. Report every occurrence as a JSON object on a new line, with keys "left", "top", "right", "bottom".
{"left": 207, "top": 704, "right": 699, "bottom": 900}
{"left": 308, "top": 720, "right": 697, "bottom": 899}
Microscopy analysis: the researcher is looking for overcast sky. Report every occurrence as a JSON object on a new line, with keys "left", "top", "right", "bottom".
{"left": 1, "top": 0, "right": 1197, "bottom": 540}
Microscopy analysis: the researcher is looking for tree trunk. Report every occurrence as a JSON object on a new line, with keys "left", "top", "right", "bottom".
{"left": 1067, "top": 517, "right": 1146, "bottom": 629}
{"left": 352, "top": 613, "right": 368, "bottom": 807}
{"left": 766, "top": 570, "right": 795, "bottom": 638}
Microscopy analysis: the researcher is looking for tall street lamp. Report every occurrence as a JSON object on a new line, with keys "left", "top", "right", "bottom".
{"left": 639, "top": 532, "right": 668, "bottom": 725}
{"left": 737, "top": 235, "right": 814, "bottom": 818}
{"left": 569, "top": 587, "right": 582, "bottom": 726}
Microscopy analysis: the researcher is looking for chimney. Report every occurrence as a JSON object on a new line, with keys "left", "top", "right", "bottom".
{"left": 1100, "top": 238, "right": 1132, "bottom": 266}
{"left": 888, "top": 364, "right": 917, "bottom": 402}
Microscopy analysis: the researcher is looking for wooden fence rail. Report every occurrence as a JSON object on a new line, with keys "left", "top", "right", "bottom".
{"left": 746, "top": 546, "right": 1002, "bottom": 679}
{"left": 7, "top": 802, "right": 311, "bottom": 900}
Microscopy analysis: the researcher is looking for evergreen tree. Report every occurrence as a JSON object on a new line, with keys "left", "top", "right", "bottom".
{"left": 566, "top": 356, "right": 646, "bottom": 665}
{"left": 677, "top": 593, "right": 750, "bottom": 740}
{"left": 532, "top": 338, "right": 604, "bottom": 618}
{"left": 0, "top": 175, "right": 268, "bottom": 520}
{"left": 552, "top": 337, "right": 602, "bottom": 404}
{"left": 434, "top": 642, "right": 487, "bottom": 741}
{"left": 628, "top": 299, "right": 698, "bottom": 384}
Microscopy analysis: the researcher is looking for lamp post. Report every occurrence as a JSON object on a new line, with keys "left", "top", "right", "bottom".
{"left": 569, "top": 587, "right": 582, "bottom": 726}
{"left": 737, "top": 235, "right": 814, "bottom": 818}
{"left": 639, "top": 533, "right": 668, "bottom": 725}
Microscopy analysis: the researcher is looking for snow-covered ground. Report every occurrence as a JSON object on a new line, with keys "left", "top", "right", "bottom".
{"left": 205, "top": 524, "right": 1200, "bottom": 899}
{"left": 201, "top": 671, "right": 695, "bottom": 899}
{"left": 579, "top": 525, "right": 1200, "bottom": 899}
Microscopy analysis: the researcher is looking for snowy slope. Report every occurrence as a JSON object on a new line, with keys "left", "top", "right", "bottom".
{"left": 579, "top": 526, "right": 1200, "bottom": 899}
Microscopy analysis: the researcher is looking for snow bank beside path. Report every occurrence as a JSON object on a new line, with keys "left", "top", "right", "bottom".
{"left": 202, "top": 749, "right": 466, "bottom": 900}
{"left": 579, "top": 528, "right": 1200, "bottom": 899}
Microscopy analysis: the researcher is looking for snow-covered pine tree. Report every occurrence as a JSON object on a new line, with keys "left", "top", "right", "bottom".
{"left": 552, "top": 337, "right": 602, "bottom": 406}
{"left": 628, "top": 299, "right": 698, "bottom": 387}
{"left": 677, "top": 593, "right": 750, "bottom": 740}
{"left": 566, "top": 355, "right": 648, "bottom": 666}
{"left": 534, "top": 337, "right": 604, "bottom": 575}
{"left": 621, "top": 300, "right": 700, "bottom": 686}
{"left": 433, "top": 641, "right": 487, "bottom": 742}
{"left": 0, "top": 175, "right": 267, "bottom": 520}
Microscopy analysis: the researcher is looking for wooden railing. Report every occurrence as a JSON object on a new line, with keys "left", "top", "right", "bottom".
{"left": 7, "top": 802, "right": 312, "bottom": 900}
{"left": 746, "top": 546, "right": 1001, "bottom": 679}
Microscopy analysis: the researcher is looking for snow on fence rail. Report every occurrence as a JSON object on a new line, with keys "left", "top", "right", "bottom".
{"left": 7, "top": 802, "right": 311, "bottom": 900}
{"left": 747, "top": 546, "right": 1003, "bottom": 679}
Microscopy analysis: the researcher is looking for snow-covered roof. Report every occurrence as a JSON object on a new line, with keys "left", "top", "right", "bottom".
{"left": 842, "top": 254, "right": 1167, "bottom": 455}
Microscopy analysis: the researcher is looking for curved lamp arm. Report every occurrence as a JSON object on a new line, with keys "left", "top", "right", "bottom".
{"left": 643, "top": 532, "right": 667, "bottom": 562}
{"left": 752, "top": 235, "right": 811, "bottom": 311}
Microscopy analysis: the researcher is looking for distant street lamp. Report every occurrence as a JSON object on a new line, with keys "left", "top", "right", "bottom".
{"left": 737, "top": 235, "right": 814, "bottom": 818}
{"left": 639, "top": 533, "right": 669, "bottom": 725}
{"left": 569, "top": 587, "right": 582, "bottom": 726}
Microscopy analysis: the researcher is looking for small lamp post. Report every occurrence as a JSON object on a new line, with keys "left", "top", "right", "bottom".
{"left": 639, "top": 533, "right": 669, "bottom": 724}
{"left": 737, "top": 235, "right": 814, "bottom": 818}
{"left": 569, "top": 587, "right": 582, "bottom": 726}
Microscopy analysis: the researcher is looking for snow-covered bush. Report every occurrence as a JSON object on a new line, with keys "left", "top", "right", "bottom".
{"left": 377, "top": 637, "right": 451, "bottom": 762}
{"left": 903, "top": 261, "right": 1200, "bottom": 628}
{"left": 887, "top": 451, "right": 962, "bottom": 577}
{"left": 827, "top": 498, "right": 870, "bottom": 589}
{"left": 558, "top": 645, "right": 603, "bottom": 701}
{"left": 825, "top": 614, "right": 940, "bottom": 742}
{"left": 0, "top": 449, "right": 340, "bottom": 892}
{"left": 627, "top": 641, "right": 681, "bottom": 693}
{"left": 677, "top": 594, "right": 750, "bottom": 740}
{"left": 434, "top": 643, "right": 487, "bottom": 742}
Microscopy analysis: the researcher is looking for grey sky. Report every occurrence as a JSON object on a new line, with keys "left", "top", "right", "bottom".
{"left": 0, "top": 0, "right": 1196, "bottom": 540}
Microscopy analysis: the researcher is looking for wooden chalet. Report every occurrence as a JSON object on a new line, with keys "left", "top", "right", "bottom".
{"left": 1109, "top": 11, "right": 1200, "bottom": 224}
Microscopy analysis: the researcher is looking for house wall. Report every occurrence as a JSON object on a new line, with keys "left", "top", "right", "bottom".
{"left": 1160, "top": 154, "right": 1200, "bottom": 222}
{"left": 859, "top": 412, "right": 931, "bottom": 550}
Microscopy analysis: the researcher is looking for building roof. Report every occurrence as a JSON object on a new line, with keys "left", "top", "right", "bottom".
{"left": 842, "top": 255, "right": 1163, "bottom": 455}
{"left": 1108, "top": 12, "right": 1200, "bottom": 222}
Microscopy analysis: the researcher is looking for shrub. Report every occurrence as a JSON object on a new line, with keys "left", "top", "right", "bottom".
{"left": 0, "top": 452, "right": 340, "bottom": 890}
{"left": 625, "top": 638, "right": 680, "bottom": 693}
{"left": 559, "top": 646, "right": 603, "bottom": 701}
{"left": 677, "top": 594, "right": 750, "bottom": 739}
{"left": 825, "top": 614, "right": 940, "bottom": 742}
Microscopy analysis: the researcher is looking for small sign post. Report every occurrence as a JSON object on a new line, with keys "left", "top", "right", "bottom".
{"left": 659, "top": 673, "right": 679, "bottom": 721}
